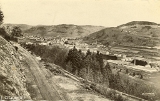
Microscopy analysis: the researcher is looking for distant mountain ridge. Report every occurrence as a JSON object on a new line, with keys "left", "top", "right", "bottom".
{"left": 118, "top": 21, "right": 159, "bottom": 28}
{"left": 3, "top": 21, "right": 160, "bottom": 47}
{"left": 3, "top": 24, "right": 105, "bottom": 38}
{"left": 84, "top": 21, "right": 160, "bottom": 47}
{"left": 3, "top": 23, "right": 32, "bottom": 31}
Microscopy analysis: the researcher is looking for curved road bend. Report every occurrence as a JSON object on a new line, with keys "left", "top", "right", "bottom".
{"left": 16, "top": 44, "right": 64, "bottom": 101}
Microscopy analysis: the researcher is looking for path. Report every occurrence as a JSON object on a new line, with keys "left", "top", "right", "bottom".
{"left": 15, "top": 43, "right": 64, "bottom": 101}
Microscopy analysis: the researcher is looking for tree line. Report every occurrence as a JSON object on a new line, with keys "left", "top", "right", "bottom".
{"left": 21, "top": 43, "right": 110, "bottom": 86}
{"left": 65, "top": 46, "right": 109, "bottom": 85}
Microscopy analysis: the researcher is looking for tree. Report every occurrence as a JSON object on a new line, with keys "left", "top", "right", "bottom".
{"left": 0, "top": 8, "right": 4, "bottom": 25}
{"left": 83, "top": 54, "right": 92, "bottom": 80}
{"left": 105, "top": 63, "right": 112, "bottom": 86}
{"left": 66, "top": 46, "right": 83, "bottom": 75}
{"left": 0, "top": 8, "right": 12, "bottom": 41}
{"left": 96, "top": 52, "right": 103, "bottom": 68}
{"left": 86, "top": 49, "right": 91, "bottom": 56}
{"left": 11, "top": 26, "right": 23, "bottom": 37}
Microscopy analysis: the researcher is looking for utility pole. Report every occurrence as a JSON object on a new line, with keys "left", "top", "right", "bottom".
{"left": 134, "top": 54, "right": 136, "bottom": 65}
{"left": 134, "top": 59, "right": 136, "bottom": 65}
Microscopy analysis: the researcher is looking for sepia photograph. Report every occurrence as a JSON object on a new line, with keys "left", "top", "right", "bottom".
{"left": 0, "top": 0, "right": 160, "bottom": 100}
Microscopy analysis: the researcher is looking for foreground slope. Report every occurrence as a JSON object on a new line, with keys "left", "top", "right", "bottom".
{"left": 0, "top": 36, "right": 31, "bottom": 100}
{"left": 14, "top": 43, "right": 63, "bottom": 100}
{"left": 0, "top": 36, "right": 66, "bottom": 100}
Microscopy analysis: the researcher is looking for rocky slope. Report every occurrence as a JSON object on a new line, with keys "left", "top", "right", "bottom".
{"left": 0, "top": 35, "right": 62, "bottom": 100}
{"left": 0, "top": 36, "right": 31, "bottom": 100}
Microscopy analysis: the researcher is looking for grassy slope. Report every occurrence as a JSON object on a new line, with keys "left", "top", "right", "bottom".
{"left": 24, "top": 24, "right": 105, "bottom": 38}
{"left": 84, "top": 21, "right": 160, "bottom": 47}
{"left": 117, "top": 21, "right": 158, "bottom": 27}
{"left": 3, "top": 24, "right": 104, "bottom": 38}
{"left": 3, "top": 23, "right": 32, "bottom": 31}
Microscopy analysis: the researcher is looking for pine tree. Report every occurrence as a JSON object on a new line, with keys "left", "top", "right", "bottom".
{"left": 0, "top": 8, "right": 4, "bottom": 25}
{"left": 105, "top": 63, "right": 113, "bottom": 87}
{"left": 66, "top": 46, "right": 83, "bottom": 75}
{"left": 86, "top": 49, "right": 91, "bottom": 56}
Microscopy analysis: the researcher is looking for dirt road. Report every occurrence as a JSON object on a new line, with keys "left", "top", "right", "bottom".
{"left": 16, "top": 43, "right": 63, "bottom": 101}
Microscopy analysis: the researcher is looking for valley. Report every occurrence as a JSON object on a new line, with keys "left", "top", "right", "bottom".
{"left": 1, "top": 0, "right": 160, "bottom": 100}
{"left": 1, "top": 21, "right": 160, "bottom": 101}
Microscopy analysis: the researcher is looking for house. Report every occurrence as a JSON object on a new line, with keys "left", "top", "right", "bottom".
{"left": 39, "top": 42, "right": 48, "bottom": 45}
{"left": 106, "top": 51, "right": 109, "bottom": 55}
{"left": 26, "top": 42, "right": 33, "bottom": 45}
{"left": 102, "top": 54, "right": 117, "bottom": 60}
{"left": 131, "top": 58, "right": 148, "bottom": 66}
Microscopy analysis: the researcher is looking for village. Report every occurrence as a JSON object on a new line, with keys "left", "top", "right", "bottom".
{"left": 19, "top": 35, "right": 160, "bottom": 78}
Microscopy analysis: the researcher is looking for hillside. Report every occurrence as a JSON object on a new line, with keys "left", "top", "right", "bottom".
{"left": 3, "top": 24, "right": 32, "bottom": 31}
{"left": 23, "top": 24, "right": 104, "bottom": 38}
{"left": 118, "top": 21, "right": 159, "bottom": 28}
{"left": 0, "top": 35, "right": 113, "bottom": 100}
{"left": 84, "top": 21, "right": 160, "bottom": 47}
{"left": 0, "top": 36, "right": 31, "bottom": 100}
{"left": 3, "top": 24, "right": 104, "bottom": 38}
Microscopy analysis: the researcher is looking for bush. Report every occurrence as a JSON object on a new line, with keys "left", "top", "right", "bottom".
{"left": 108, "top": 71, "right": 160, "bottom": 100}
{"left": 0, "top": 27, "right": 18, "bottom": 42}
{"left": 11, "top": 26, "right": 23, "bottom": 37}
{"left": 0, "top": 27, "right": 8, "bottom": 37}
{"left": 21, "top": 44, "right": 68, "bottom": 69}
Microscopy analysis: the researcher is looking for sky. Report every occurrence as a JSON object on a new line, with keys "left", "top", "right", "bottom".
{"left": 0, "top": 0, "right": 160, "bottom": 27}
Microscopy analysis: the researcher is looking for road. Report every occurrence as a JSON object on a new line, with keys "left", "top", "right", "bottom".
{"left": 16, "top": 43, "right": 64, "bottom": 101}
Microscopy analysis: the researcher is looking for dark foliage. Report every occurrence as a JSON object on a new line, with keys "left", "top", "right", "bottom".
{"left": 0, "top": 28, "right": 18, "bottom": 42}
{"left": 0, "top": 8, "right": 4, "bottom": 25}
{"left": 11, "top": 26, "right": 23, "bottom": 37}
{"left": 65, "top": 46, "right": 109, "bottom": 85}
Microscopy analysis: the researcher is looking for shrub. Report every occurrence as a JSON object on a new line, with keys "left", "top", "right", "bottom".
{"left": 11, "top": 26, "right": 23, "bottom": 37}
